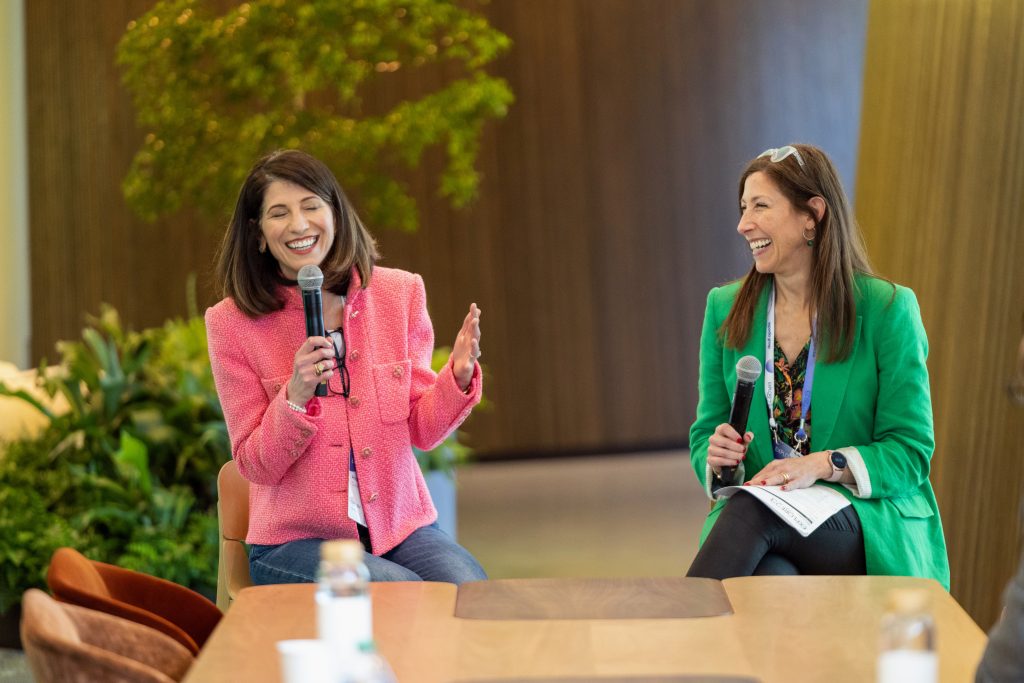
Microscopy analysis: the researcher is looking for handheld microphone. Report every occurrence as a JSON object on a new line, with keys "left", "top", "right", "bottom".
{"left": 720, "top": 355, "right": 762, "bottom": 485}
{"left": 297, "top": 264, "right": 328, "bottom": 398}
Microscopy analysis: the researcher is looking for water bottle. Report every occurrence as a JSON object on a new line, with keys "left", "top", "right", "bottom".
{"left": 877, "top": 588, "right": 937, "bottom": 683}
{"left": 316, "top": 539, "right": 373, "bottom": 658}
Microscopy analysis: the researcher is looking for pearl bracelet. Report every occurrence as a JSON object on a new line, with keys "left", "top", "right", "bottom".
{"left": 286, "top": 400, "right": 307, "bottom": 414}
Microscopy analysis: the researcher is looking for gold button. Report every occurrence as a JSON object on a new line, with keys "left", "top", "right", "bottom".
{"left": 369, "top": 492, "right": 379, "bottom": 502}
{"left": 349, "top": 350, "right": 360, "bottom": 361}
{"left": 273, "top": 383, "right": 282, "bottom": 392}
{"left": 289, "top": 449, "right": 298, "bottom": 457}
{"left": 349, "top": 396, "right": 360, "bottom": 407}
{"left": 361, "top": 447, "right": 372, "bottom": 458}
{"left": 300, "top": 429, "right": 312, "bottom": 438}
{"left": 392, "top": 366, "right": 403, "bottom": 378}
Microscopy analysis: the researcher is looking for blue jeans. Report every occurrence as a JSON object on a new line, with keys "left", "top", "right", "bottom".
{"left": 248, "top": 523, "right": 487, "bottom": 585}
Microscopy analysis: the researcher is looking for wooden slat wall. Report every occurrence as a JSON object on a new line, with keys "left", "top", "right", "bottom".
{"left": 25, "top": 0, "right": 867, "bottom": 456}
{"left": 857, "top": 0, "right": 1024, "bottom": 627}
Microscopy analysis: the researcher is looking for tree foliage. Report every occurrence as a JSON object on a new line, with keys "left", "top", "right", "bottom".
{"left": 116, "top": 0, "right": 513, "bottom": 230}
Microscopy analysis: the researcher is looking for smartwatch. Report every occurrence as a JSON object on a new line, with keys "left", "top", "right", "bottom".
{"left": 828, "top": 451, "right": 847, "bottom": 481}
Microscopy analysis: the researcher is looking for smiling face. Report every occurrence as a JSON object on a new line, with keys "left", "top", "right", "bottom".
{"left": 259, "top": 179, "right": 336, "bottom": 279}
{"left": 737, "top": 171, "right": 816, "bottom": 279}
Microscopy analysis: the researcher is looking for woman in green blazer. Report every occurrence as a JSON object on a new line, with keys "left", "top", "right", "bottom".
{"left": 686, "top": 144, "right": 949, "bottom": 588}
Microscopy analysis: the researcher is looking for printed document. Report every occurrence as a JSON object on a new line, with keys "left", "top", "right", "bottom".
{"left": 716, "top": 484, "right": 851, "bottom": 537}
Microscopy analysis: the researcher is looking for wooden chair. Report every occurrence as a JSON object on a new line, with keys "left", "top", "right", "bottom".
{"left": 217, "top": 459, "right": 254, "bottom": 611}
{"left": 20, "top": 588, "right": 193, "bottom": 683}
{"left": 46, "top": 547, "right": 221, "bottom": 656}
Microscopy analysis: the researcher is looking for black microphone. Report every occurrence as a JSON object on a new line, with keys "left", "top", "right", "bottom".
{"left": 297, "top": 264, "right": 328, "bottom": 397}
{"left": 720, "top": 355, "right": 763, "bottom": 485}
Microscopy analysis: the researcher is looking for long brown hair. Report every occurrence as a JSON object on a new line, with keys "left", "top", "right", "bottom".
{"left": 215, "top": 149, "right": 379, "bottom": 318}
{"left": 722, "top": 144, "right": 876, "bottom": 362}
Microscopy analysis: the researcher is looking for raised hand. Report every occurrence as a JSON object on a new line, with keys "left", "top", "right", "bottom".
{"left": 452, "top": 303, "right": 481, "bottom": 391}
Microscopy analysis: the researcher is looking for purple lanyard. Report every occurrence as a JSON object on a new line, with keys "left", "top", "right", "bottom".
{"left": 765, "top": 284, "right": 816, "bottom": 447}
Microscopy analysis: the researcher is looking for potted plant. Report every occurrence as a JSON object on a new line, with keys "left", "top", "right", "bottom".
{"left": 413, "top": 347, "right": 486, "bottom": 540}
{"left": 0, "top": 304, "right": 229, "bottom": 643}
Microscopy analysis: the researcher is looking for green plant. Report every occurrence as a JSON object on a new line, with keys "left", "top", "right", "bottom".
{"left": 412, "top": 346, "right": 486, "bottom": 477}
{"left": 0, "top": 306, "right": 228, "bottom": 611}
{"left": 116, "top": 0, "right": 514, "bottom": 231}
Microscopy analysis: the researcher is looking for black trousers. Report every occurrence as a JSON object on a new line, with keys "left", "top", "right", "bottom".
{"left": 686, "top": 491, "right": 867, "bottom": 579}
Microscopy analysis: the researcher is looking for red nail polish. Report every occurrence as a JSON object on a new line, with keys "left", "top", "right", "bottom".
{"left": 781, "top": 485, "right": 787, "bottom": 491}
{"left": 736, "top": 438, "right": 744, "bottom": 444}
{"left": 760, "top": 480, "right": 767, "bottom": 485}
{"left": 743, "top": 482, "right": 750, "bottom": 486}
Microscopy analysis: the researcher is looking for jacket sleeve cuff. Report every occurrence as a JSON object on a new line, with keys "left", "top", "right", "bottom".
{"left": 440, "top": 355, "right": 482, "bottom": 421}
{"left": 270, "top": 386, "right": 320, "bottom": 460}
{"left": 840, "top": 446, "right": 872, "bottom": 498}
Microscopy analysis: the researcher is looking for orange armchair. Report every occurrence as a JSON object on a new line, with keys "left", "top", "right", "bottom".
{"left": 20, "top": 588, "right": 193, "bottom": 683}
{"left": 46, "top": 547, "right": 221, "bottom": 655}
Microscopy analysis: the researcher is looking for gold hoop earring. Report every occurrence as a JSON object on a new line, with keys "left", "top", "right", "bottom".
{"left": 803, "top": 227, "right": 816, "bottom": 247}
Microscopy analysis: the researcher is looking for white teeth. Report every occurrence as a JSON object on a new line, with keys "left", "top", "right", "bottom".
{"left": 287, "top": 236, "right": 316, "bottom": 249}
{"left": 749, "top": 238, "right": 772, "bottom": 251}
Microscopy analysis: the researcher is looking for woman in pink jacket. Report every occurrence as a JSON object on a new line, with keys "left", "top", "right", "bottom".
{"left": 206, "top": 149, "right": 487, "bottom": 584}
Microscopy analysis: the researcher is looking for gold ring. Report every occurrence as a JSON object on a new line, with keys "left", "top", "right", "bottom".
{"left": 313, "top": 361, "right": 323, "bottom": 377}
{"left": 781, "top": 472, "right": 791, "bottom": 485}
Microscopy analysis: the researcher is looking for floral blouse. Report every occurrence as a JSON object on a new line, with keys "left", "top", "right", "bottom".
{"left": 772, "top": 339, "right": 812, "bottom": 455}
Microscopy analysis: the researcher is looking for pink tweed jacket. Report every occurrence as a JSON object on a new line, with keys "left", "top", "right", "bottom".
{"left": 205, "top": 266, "right": 481, "bottom": 554}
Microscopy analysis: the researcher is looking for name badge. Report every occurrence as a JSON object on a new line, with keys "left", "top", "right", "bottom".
{"left": 772, "top": 438, "right": 801, "bottom": 460}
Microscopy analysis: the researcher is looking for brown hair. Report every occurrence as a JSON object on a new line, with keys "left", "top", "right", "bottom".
{"left": 722, "top": 144, "right": 877, "bottom": 362}
{"left": 214, "top": 149, "right": 379, "bottom": 318}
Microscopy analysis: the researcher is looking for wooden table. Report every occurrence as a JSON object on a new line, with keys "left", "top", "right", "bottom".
{"left": 183, "top": 576, "right": 986, "bottom": 683}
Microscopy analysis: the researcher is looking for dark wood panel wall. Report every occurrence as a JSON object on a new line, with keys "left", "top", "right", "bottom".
{"left": 26, "top": 0, "right": 867, "bottom": 456}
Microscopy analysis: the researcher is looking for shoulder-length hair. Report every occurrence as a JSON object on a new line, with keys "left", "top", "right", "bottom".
{"left": 722, "top": 144, "right": 875, "bottom": 362}
{"left": 215, "top": 149, "right": 379, "bottom": 318}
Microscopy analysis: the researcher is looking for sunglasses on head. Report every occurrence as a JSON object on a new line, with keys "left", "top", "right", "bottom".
{"left": 759, "top": 145, "right": 806, "bottom": 169}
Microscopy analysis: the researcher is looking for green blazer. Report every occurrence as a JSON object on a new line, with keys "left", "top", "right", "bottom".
{"left": 689, "top": 274, "right": 950, "bottom": 589}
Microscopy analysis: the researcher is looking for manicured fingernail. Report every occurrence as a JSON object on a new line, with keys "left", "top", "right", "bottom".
{"left": 736, "top": 438, "right": 744, "bottom": 444}
{"left": 760, "top": 480, "right": 767, "bottom": 485}
{"left": 781, "top": 485, "right": 788, "bottom": 491}
{"left": 743, "top": 482, "right": 750, "bottom": 486}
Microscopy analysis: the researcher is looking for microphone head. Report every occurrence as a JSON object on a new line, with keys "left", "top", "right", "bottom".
{"left": 736, "top": 355, "right": 763, "bottom": 384}
{"left": 296, "top": 265, "right": 324, "bottom": 291}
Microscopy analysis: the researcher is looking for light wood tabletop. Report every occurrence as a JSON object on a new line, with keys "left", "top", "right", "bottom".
{"left": 183, "top": 576, "right": 986, "bottom": 683}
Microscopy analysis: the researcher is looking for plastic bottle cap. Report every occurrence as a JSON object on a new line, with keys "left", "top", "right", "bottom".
{"left": 886, "top": 588, "right": 930, "bottom": 614}
{"left": 321, "top": 539, "right": 364, "bottom": 564}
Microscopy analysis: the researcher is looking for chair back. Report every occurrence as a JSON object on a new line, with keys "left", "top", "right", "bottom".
{"left": 20, "top": 588, "right": 193, "bottom": 683}
{"left": 216, "top": 460, "right": 254, "bottom": 611}
{"left": 47, "top": 547, "right": 221, "bottom": 655}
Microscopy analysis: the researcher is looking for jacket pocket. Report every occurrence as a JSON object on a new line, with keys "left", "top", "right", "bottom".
{"left": 372, "top": 360, "right": 412, "bottom": 424}
{"left": 889, "top": 491, "right": 934, "bottom": 519}
{"left": 260, "top": 374, "right": 290, "bottom": 401}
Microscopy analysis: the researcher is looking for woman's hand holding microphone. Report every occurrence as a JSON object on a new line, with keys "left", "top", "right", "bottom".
{"left": 287, "top": 337, "right": 337, "bottom": 407}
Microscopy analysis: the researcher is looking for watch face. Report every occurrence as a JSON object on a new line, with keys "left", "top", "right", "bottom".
{"left": 830, "top": 451, "right": 847, "bottom": 469}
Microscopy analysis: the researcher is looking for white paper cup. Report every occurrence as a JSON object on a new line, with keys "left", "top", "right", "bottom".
{"left": 276, "top": 639, "right": 336, "bottom": 683}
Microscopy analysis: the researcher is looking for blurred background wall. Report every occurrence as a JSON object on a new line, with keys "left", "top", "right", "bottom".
{"left": 12, "top": 0, "right": 1023, "bottom": 628}
{"left": 24, "top": 0, "right": 867, "bottom": 456}
{"left": 856, "top": 0, "right": 1024, "bottom": 634}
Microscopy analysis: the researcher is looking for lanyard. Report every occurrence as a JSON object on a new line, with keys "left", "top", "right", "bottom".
{"left": 765, "top": 284, "right": 817, "bottom": 447}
